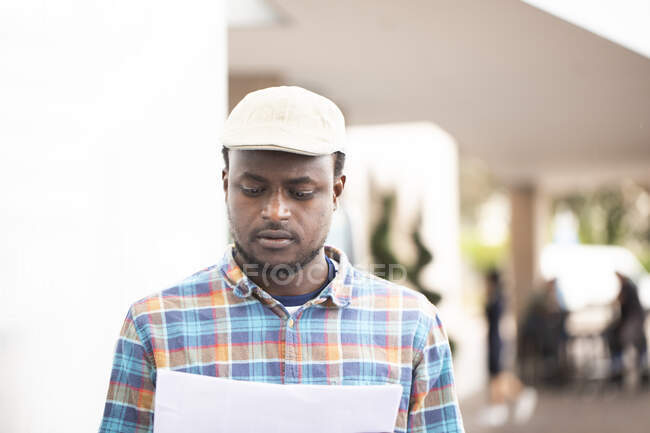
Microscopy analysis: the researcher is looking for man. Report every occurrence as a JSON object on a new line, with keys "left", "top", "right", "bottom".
{"left": 99, "top": 86, "right": 464, "bottom": 432}
{"left": 605, "top": 272, "right": 649, "bottom": 386}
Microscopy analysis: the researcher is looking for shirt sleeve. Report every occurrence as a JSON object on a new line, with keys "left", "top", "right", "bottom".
{"left": 407, "top": 310, "right": 465, "bottom": 433}
{"left": 99, "top": 306, "right": 156, "bottom": 433}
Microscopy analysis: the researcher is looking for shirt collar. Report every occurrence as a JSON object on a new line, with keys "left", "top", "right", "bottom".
{"left": 219, "top": 244, "right": 352, "bottom": 308}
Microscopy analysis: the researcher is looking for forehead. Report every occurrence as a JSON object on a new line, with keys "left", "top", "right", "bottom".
{"left": 229, "top": 150, "right": 333, "bottom": 180}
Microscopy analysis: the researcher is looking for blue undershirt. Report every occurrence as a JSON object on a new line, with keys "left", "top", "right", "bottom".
{"left": 272, "top": 256, "right": 335, "bottom": 307}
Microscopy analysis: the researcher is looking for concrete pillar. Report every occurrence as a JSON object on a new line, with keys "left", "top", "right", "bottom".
{"left": 509, "top": 184, "right": 549, "bottom": 320}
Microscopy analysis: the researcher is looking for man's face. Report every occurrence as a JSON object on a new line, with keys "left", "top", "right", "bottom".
{"left": 223, "top": 150, "right": 345, "bottom": 271}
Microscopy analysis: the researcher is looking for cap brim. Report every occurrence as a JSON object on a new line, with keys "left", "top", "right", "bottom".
{"left": 221, "top": 126, "right": 345, "bottom": 156}
{"left": 222, "top": 143, "right": 325, "bottom": 156}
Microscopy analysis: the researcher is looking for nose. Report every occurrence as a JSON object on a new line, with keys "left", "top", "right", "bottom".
{"left": 261, "top": 190, "right": 291, "bottom": 222}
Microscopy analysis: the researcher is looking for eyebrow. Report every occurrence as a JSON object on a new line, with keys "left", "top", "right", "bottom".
{"left": 240, "top": 172, "right": 315, "bottom": 185}
{"left": 285, "top": 176, "right": 314, "bottom": 185}
{"left": 241, "top": 172, "right": 267, "bottom": 183}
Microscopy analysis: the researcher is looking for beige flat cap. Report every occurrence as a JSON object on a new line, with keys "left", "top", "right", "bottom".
{"left": 221, "top": 86, "right": 346, "bottom": 156}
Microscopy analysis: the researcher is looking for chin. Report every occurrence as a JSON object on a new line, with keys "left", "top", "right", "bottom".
{"left": 251, "top": 244, "right": 301, "bottom": 264}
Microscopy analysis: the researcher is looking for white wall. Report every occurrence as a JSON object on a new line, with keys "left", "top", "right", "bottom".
{"left": 0, "top": 1, "right": 227, "bottom": 432}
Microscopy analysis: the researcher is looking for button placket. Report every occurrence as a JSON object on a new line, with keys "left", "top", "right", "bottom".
{"left": 284, "top": 317, "right": 298, "bottom": 383}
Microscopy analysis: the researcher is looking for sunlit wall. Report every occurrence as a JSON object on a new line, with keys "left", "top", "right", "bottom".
{"left": 0, "top": 1, "right": 227, "bottom": 432}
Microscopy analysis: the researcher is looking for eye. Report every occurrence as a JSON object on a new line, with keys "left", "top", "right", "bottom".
{"left": 291, "top": 189, "right": 314, "bottom": 200}
{"left": 240, "top": 185, "right": 264, "bottom": 196}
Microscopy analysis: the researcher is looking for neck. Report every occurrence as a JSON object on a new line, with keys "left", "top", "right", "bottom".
{"left": 235, "top": 248, "right": 329, "bottom": 297}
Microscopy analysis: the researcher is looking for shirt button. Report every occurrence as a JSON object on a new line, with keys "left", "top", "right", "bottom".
{"left": 287, "top": 318, "right": 294, "bottom": 328}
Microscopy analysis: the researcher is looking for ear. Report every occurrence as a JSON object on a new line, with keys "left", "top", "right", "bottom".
{"left": 332, "top": 175, "right": 346, "bottom": 210}
{"left": 222, "top": 168, "right": 229, "bottom": 201}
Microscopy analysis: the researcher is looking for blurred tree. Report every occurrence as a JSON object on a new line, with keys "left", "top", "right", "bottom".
{"left": 369, "top": 189, "right": 441, "bottom": 305}
{"left": 369, "top": 192, "right": 400, "bottom": 271}
{"left": 458, "top": 157, "right": 509, "bottom": 273}
{"left": 553, "top": 183, "right": 650, "bottom": 271}
{"left": 408, "top": 210, "right": 440, "bottom": 305}
{"left": 460, "top": 231, "right": 508, "bottom": 273}
{"left": 556, "top": 188, "right": 628, "bottom": 245}
{"left": 459, "top": 157, "right": 501, "bottom": 227}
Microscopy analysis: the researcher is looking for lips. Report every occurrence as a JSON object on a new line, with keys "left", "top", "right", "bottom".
{"left": 257, "top": 230, "right": 293, "bottom": 239}
{"left": 255, "top": 230, "right": 295, "bottom": 249}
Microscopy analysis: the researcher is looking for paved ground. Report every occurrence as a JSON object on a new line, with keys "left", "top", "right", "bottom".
{"left": 460, "top": 387, "right": 650, "bottom": 433}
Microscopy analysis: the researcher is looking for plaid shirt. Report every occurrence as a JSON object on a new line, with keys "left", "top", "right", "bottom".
{"left": 99, "top": 245, "right": 464, "bottom": 433}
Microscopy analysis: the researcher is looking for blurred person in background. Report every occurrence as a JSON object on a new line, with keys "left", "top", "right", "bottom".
{"left": 604, "top": 272, "right": 649, "bottom": 387}
{"left": 479, "top": 269, "right": 537, "bottom": 427}
{"left": 486, "top": 269, "right": 505, "bottom": 382}
{"left": 518, "top": 278, "right": 569, "bottom": 386}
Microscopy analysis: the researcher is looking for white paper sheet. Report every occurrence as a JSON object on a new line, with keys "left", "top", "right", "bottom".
{"left": 153, "top": 370, "right": 403, "bottom": 433}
